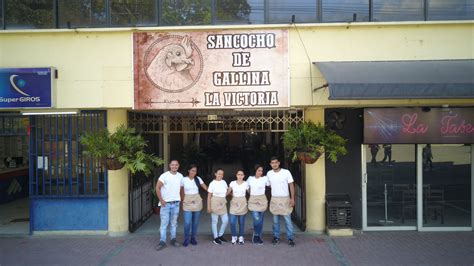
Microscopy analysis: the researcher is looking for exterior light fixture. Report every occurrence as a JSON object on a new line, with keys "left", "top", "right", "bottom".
{"left": 21, "top": 110, "right": 79, "bottom": 116}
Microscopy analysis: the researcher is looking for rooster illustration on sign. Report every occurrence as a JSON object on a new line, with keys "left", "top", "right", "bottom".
{"left": 146, "top": 35, "right": 199, "bottom": 92}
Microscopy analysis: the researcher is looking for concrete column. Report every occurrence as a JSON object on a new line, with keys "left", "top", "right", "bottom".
{"left": 107, "top": 109, "right": 129, "bottom": 236}
{"left": 304, "top": 108, "right": 326, "bottom": 233}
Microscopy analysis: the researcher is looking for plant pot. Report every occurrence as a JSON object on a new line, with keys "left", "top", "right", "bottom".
{"left": 297, "top": 151, "right": 320, "bottom": 164}
{"left": 153, "top": 206, "right": 160, "bottom": 215}
{"left": 104, "top": 158, "right": 125, "bottom": 170}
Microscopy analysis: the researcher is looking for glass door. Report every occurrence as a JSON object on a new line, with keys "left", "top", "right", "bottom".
{"left": 419, "top": 144, "right": 472, "bottom": 231}
{"left": 363, "top": 144, "right": 417, "bottom": 230}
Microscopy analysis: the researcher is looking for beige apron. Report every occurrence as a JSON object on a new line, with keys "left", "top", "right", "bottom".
{"left": 248, "top": 194, "right": 268, "bottom": 212}
{"left": 210, "top": 196, "right": 227, "bottom": 215}
{"left": 269, "top": 196, "right": 293, "bottom": 215}
{"left": 183, "top": 193, "right": 203, "bottom": 212}
{"left": 230, "top": 196, "right": 248, "bottom": 215}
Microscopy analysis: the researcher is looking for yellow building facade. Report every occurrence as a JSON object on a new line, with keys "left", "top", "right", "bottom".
{"left": 1, "top": 21, "right": 472, "bottom": 234}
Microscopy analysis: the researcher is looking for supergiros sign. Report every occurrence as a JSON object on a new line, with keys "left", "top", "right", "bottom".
{"left": 133, "top": 29, "right": 289, "bottom": 110}
{"left": 0, "top": 68, "right": 54, "bottom": 108}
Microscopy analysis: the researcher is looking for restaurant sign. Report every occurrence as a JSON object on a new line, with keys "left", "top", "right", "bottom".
{"left": 364, "top": 108, "right": 474, "bottom": 144}
{"left": 133, "top": 29, "right": 288, "bottom": 109}
{"left": 0, "top": 68, "right": 54, "bottom": 108}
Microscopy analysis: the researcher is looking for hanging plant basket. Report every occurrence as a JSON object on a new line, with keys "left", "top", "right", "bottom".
{"left": 297, "top": 151, "right": 320, "bottom": 164}
{"left": 104, "top": 158, "right": 125, "bottom": 170}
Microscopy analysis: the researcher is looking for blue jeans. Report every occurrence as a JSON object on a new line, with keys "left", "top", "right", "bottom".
{"left": 211, "top": 213, "right": 228, "bottom": 239}
{"left": 183, "top": 211, "right": 201, "bottom": 239}
{"left": 251, "top": 211, "right": 265, "bottom": 237}
{"left": 229, "top": 214, "right": 246, "bottom": 237}
{"left": 272, "top": 214, "right": 294, "bottom": 240}
{"left": 159, "top": 202, "right": 180, "bottom": 242}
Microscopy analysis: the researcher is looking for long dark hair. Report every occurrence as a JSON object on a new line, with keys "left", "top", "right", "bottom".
{"left": 254, "top": 164, "right": 263, "bottom": 176}
{"left": 188, "top": 164, "right": 201, "bottom": 189}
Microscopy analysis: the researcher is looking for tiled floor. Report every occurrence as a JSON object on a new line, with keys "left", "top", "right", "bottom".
{"left": 0, "top": 197, "right": 29, "bottom": 235}
{"left": 1, "top": 232, "right": 473, "bottom": 265}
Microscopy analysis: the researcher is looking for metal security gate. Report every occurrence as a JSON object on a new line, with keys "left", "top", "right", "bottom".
{"left": 128, "top": 109, "right": 306, "bottom": 231}
{"left": 129, "top": 175, "right": 153, "bottom": 232}
{"left": 291, "top": 161, "right": 306, "bottom": 231}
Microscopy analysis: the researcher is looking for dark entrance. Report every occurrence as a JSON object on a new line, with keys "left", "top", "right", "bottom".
{"left": 0, "top": 114, "right": 29, "bottom": 235}
{"left": 127, "top": 110, "right": 306, "bottom": 232}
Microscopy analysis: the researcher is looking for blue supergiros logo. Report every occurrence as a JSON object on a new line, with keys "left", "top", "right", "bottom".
{"left": 9, "top": 75, "right": 31, "bottom": 96}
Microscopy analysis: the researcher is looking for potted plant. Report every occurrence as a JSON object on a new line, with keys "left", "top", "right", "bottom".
{"left": 80, "top": 125, "right": 164, "bottom": 175}
{"left": 282, "top": 121, "right": 347, "bottom": 164}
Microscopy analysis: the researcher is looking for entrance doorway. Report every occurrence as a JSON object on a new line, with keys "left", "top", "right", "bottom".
{"left": 362, "top": 144, "right": 473, "bottom": 231}
{"left": 128, "top": 109, "right": 305, "bottom": 233}
{"left": 0, "top": 115, "right": 30, "bottom": 235}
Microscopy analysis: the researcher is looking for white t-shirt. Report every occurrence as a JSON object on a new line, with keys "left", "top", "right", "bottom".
{"left": 229, "top": 180, "right": 249, "bottom": 197}
{"left": 247, "top": 176, "right": 269, "bottom": 196}
{"left": 267, "top": 169, "right": 294, "bottom": 197}
{"left": 158, "top": 171, "right": 183, "bottom": 202}
{"left": 181, "top": 176, "right": 204, "bottom": 195}
{"left": 208, "top": 180, "right": 228, "bottom": 198}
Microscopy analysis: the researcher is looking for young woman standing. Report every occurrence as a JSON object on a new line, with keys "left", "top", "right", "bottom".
{"left": 247, "top": 165, "right": 269, "bottom": 244}
{"left": 207, "top": 168, "right": 229, "bottom": 245}
{"left": 228, "top": 169, "right": 249, "bottom": 245}
{"left": 180, "top": 164, "right": 208, "bottom": 247}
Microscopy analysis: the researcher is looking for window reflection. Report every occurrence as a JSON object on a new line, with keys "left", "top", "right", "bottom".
{"left": 58, "top": 0, "right": 107, "bottom": 28}
{"left": 423, "top": 144, "right": 471, "bottom": 227}
{"left": 216, "top": 0, "right": 263, "bottom": 25}
{"left": 161, "top": 0, "right": 211, "bottom": 26}
{"left": 428, "top": 0, "right": 474, "bottom": 20}
{"left": 366, "top": 144, "right": 417, "bottom": 226}
{"left": 322, "top": 0, "right": 369, "bottom": 22}
{"left": 110, "top": 0, "right": 157, "bottom": 26}
{"left": 267, "top": 0, "right": 317, "bottom": 23}
{"left": 373, "top": 0, "right": 424, "bottom": 21}
{"left": 6, "top": 0, "right": 54, "bottom": 29}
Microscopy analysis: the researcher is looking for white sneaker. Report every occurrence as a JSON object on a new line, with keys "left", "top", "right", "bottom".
{"left": 238, "top": 236, "right": 244, "bottom": 245}
{"left": 231, "top": 236, "right": 237, "bottom": 245}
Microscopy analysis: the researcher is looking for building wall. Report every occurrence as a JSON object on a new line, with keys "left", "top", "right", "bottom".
{"left": 289, "top": 21, "right": 474, "bottom": 107}
{"left": 0, "top": 31, "right": 133, "bottom": 109}
{"left": 1, "top": 22, "right": 472, "bottom": 110}
{"left": 1, "top": 21, "right": 472, "bottom": 233}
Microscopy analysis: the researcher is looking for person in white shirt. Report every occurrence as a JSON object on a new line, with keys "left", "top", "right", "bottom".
{"left": 247, "top": 164, "right": 269, "bottom": 245}
{"left": 207, "top": 168, "right": 229, "bottom": 245}
{"left": 228, "top": 169, "right": 249, "bottom": 245}
{"left": 180, "top": 164, "right": 208, "bottom": 247}
{"left": 267, "top": 157, "right": 295, "bottom": 247}
{"left": 156, "top": 160, "right": 184, "bottom": 251}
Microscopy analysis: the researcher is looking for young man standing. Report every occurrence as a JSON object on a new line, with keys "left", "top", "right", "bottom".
{"left": 156, "top": 160, "right": 183, "bottom": 251}
{"left": 267, "top": 156, "right": 296, "bottom": 247}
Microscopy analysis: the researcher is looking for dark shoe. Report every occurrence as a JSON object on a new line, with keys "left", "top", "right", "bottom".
{"left": 156, "top": 241, "right": 166, "bottom": 251}
{"left": 170, "top": 238, "right": 180, "bottom": 247}
{"left": 218, "top": 236, "right": 228, "bottom": 243}
{"left": 272, "top": 237, "right": 280, "bottom": 245}
{"left": 257, "top": 236, "right": 264, "bottom": 245}
{"left": 182, "top": 238, "right": 190, "bottom": 247}
{"left": 190, "top": 237, "right": 198, "bottom": 246}
{"left": 288, "top": 239, "right": 295, "bottom": 247}
{"left": 213, "top": 237, "right": 222, "bottom": 245}
{"left": 252, "top": 235, "right": 257, "bottom": 244}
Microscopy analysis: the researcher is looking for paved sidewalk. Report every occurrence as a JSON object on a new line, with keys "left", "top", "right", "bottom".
{"left": 0, "top": 232, "right": 473, "bottom": 266}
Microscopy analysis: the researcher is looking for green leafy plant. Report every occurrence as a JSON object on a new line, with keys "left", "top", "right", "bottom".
{"left": 282, "top": 121, "right": 347, "bottom": 163}
{"left": 80, "top": 125, "right": 164, "bottom": 175}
